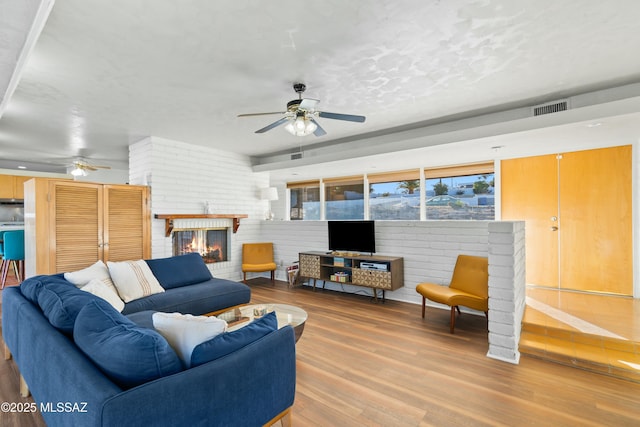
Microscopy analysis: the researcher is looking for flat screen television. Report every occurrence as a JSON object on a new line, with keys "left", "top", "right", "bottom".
{"left": 328, "top": 220, "right": 376, "bottom": 254}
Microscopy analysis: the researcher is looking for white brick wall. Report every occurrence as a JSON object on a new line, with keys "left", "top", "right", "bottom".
{"left": 129, "top": 136, "right": 270, "bottom": 280}
{"left": 257, "top": 220, "right": 491, "bottom": 305}
{"left": 486, "top": 221, "right": 526, "bottom": 364}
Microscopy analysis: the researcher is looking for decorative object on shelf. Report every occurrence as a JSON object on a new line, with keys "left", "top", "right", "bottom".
{"left": 260, "top": 187, "right": 278, "bottom": 220}
{"left": 330, "top": 272, "right": 349, "bottom": 283}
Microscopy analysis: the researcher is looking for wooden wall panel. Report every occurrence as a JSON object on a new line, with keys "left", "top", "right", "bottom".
{"left": 501, "top": 154, "right": 559, "bottom": 288}
{"left": 559, "top": 146, "right": 632, "bottom": 294}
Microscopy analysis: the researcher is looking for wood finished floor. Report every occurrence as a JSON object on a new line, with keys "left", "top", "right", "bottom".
{"left": 1, "top": 277, "right": 640, "bottom": 426}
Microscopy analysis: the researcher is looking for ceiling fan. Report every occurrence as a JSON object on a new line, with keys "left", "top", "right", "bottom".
{"left": 69, "top": 158, "right": 111, "bottom": 177}
{"left": 238, "top": 83, "right": 366, "bottom": 137}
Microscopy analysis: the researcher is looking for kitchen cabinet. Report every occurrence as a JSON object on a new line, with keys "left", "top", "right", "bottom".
{"left": 24, "top": 178, "right": 151, "bottom": 277}
{"left": 0, "top": 175, "right": 31, "bottom": 199}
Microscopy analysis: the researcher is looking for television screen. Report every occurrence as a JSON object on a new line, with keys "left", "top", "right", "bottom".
{"left": 328, "top": 220, "right": 375, "bottom": 254}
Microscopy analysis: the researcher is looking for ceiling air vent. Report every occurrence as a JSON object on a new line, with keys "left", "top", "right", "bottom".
{"left": 291, "top": 152, "right": 303, "bottom": 160}
{"left": 532, "top": 99, "right": 569, "bottom": 116}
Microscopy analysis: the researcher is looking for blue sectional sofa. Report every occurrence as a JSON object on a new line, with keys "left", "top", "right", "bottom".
{"left": 2, "top": 253, "right": 296, "bottom": 427}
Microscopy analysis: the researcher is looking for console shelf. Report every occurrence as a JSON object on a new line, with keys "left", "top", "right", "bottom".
{"left": 298, "top": 251, "right": 403, "bottom": 301}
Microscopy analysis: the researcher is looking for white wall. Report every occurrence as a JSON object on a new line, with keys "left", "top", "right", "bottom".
{"left": 129, "top": 136, "right": 272, "bottom": 280}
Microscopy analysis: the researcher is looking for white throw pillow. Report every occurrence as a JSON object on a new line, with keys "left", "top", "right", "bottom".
{"left": 152, "top": 312, "right": 227, "bottom": 368}
{"left": 64, "top": 260, "right": 117, "bottom": 294}
{"left": 107, "top": 260, "right": 165, "bottom": 303}
{"left": 80, "top": 279, "right": 125, "bottom": 312}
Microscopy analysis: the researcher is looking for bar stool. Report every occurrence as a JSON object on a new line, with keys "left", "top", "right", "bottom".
{"left": 0, "top": 230, "right": 5, "bottom": 257}
{"left": 1, "top": 230, "right": 25, "bottom": 288}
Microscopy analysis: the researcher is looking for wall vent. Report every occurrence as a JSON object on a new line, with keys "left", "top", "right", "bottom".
{"left": 291, "top": 152, "right": 303, "bottom": 160}
{"left": 532, "top": 99, "right": 569, "bottom": 116}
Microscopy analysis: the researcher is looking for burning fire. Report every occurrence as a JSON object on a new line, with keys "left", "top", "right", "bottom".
{"left": 175, "top": 229, "right": 227, "bottom": 263}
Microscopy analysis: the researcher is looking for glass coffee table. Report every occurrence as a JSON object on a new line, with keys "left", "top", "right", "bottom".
{"left": 216, "top": 303, "right": 307, "bottom": 342}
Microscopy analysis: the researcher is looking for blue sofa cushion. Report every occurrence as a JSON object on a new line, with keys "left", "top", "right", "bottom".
{"left": 74, "top": 299, "right": 183, "bottom": 389}
{"left": 126, "top": 310, "right": 156, "bottom": 329}
{"left": 36, "top": 278, "right": 99, "bottom": 334}
{"left": 20, "top": 273, "right": 66, "bottom": 304}
{"left": 145, "top": 253, "right": 212, "bottom": 289}
{"left": 191, "top": 311, "right": 278, "bottom": 367}
{"left": 121, "top": 278, "right": 250, "bottom": 315}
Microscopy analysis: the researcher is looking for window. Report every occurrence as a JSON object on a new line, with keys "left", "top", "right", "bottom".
{"left": 287, "top": 181, "right": 320, "bottom": 220}
{"left": 369, "top": 170, "right": 420, "bottom": 220}
{"left": 424, "top": 163, "right": 495, "bottom": 220}
{"left": 324, "top": 176, "right": 364, "bottom": 220}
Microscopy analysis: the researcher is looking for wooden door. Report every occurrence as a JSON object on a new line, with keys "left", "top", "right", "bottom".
{"left": 501, "top": 146, "right": 632, "bottom": 295}
{"left": 103, "top": 185, "right": 151, "bottom": 262}
{"left": 50, "top": 181, "right": 103, "bottom": 272}
{"left": 502, "top": 154, "right": 559, "bottom": 287}
{"left": 559, "top": 146, "right": 632, "bottom": 294}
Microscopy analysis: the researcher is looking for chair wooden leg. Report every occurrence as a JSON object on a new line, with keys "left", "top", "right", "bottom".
{"left": 270, "top": 270, "right": 275, "bottom": 285}
{"left": 0, "top": 259, "right": 9, "bottom": 289}
{"left": 18, "top": 260, "right": 24, "bottom": 283}
{"left": 456, "top": 306, "right": 461, "bottom": 315}
{"left": 11, "top": 260, "right": 24, "bottom": 284}
{"left": 421, "top": 296, "right": 426, "bottom": 318}
{"left": 243, "top": 272, "right": 247, "bottom": 284}
{"left": 450, "top": 306, "right": 457, "bottom": 334}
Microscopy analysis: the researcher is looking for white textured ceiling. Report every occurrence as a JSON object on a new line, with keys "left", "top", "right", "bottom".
{"left": 1, "top": 0, "right": 640, "bottom": 175}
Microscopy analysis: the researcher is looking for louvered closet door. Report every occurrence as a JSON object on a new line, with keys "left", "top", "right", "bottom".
{"left": 103, "top": 185, "right": 151, "bottom": 262}
{"left": 51, "top": 182, "right": 103, "bottom": 272}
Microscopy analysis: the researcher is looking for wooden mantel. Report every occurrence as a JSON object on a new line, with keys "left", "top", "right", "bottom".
{"left": 154, "top": 214, "right": 249, "bottom": 236}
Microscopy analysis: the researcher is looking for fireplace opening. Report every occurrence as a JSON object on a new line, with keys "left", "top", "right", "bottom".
{"left": 173, "top": 228, "right": 229, "bottom": 263}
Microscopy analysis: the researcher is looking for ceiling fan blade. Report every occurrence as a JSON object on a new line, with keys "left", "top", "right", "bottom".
{"left": 299, "top": 98, "right": 320, "bottom": 111}
{"left": 318, "top": 111, "right": 366, "bottom": 123}
{"left": 310, "top": 118, "right": 327, "bottom": 137}
{"left": 255, "top": 117, "right": 289, "bottom": 133}
{"left": 237, "top": 112, "right": 283, "bottom": 118}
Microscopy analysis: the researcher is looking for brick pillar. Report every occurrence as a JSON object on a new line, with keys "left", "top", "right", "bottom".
{"left": 486, "top": 221, "right": 526, "bottom": 364}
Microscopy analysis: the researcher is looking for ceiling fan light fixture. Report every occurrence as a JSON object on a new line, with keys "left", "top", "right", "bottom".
{"left": 284, "top": 115, "right": 317, "bottom": 136}
{"left": 70, "top": 165, "right": 87, "bottom": 176}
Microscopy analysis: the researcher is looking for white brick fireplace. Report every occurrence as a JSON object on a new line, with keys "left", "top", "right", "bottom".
{"left": 128, "top": 136, "right": 269, "bottom": 280}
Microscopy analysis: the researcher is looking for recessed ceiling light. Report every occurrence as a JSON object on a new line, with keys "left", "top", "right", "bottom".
{"left": 586, "top": 122, "right": 602, "bottom": 128}
{"left": 17, "top": 166, "right": 27, "bottom": 169}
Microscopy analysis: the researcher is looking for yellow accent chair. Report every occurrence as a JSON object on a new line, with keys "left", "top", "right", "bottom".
{"left": 242, "top": 242, "right": 277, "bottom": 284}
{"left": 415, "top": 254, "right": 488, "bottom": 334}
